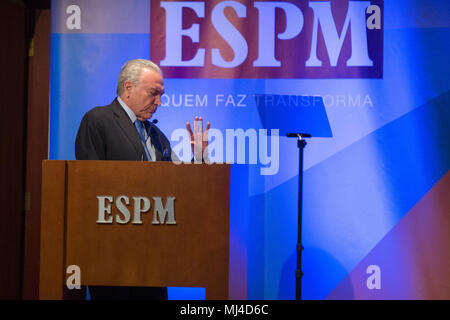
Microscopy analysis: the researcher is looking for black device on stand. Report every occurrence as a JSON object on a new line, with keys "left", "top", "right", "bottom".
{"left": 256, "top": 93, "right": 331, "bottom": 300}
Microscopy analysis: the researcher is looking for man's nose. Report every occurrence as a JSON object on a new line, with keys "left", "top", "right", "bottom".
{"left": 155, "top": 95, "right": 161, "bottom": 106}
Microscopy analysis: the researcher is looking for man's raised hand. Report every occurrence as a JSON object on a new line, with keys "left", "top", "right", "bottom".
{"left": 186, "top": 116, "right": 210, "bottom": 162}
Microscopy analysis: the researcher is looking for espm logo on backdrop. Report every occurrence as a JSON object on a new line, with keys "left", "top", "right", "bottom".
{"left": 150, "top": 0, "right": 383, "bottom": 78}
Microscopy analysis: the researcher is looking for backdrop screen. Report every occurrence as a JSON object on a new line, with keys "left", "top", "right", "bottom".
{"left": 50, "top": 0, "right": 450, "bottom": 299}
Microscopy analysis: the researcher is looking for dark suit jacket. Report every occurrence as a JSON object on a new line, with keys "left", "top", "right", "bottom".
{"left": 75, "top": 98, "right": 172, "bottom": 161}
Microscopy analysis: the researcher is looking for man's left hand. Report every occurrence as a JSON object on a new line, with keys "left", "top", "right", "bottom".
{"left": 186, "top": 117, "right": 210, "bottom": 162}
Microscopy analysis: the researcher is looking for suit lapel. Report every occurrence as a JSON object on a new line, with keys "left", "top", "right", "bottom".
{"left": 110, "top": 99, "right": 147, "bottom": 160}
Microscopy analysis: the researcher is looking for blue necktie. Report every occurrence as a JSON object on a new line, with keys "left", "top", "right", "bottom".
{"left": 134, "top": 120, "right": 152, "bottom": 161}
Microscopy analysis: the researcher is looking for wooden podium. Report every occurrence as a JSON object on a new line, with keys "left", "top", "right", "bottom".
{"left": 39, "top": 160, "right": 230, "bottom": 300}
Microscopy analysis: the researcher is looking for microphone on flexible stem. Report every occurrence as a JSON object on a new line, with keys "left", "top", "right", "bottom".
{"left": 149, "top": 119, "right": 158, "bottom": 133}
{"left": 148, "top": 119, "right": 158, "bottom": 131}
{"left": 149, "top": 119, "right": 167, "bottom": 160}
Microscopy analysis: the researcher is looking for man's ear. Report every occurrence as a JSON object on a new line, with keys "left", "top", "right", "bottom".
{"left": 123, "top": 80, "right": 133, "bottom": 94}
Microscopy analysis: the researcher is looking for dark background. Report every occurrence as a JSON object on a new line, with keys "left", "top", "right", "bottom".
{"left": 0, "top": 0, "right": 50, "bottom": 299}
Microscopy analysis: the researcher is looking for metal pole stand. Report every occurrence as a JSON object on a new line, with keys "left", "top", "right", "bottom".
{"left": 287, "top": 133, "right": 311, "bottom": 300}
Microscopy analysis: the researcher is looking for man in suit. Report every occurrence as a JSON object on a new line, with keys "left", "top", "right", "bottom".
{"left": 75, "top": 59, "right": 209, "bottom": 299}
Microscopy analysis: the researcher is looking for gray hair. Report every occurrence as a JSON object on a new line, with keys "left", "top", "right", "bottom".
{"left": 116, "top": 59, "right": 162, "bottom": 96}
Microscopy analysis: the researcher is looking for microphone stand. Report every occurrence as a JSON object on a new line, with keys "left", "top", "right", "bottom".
{"left": 287, "top": 132, "right": 311, "bottom": 300}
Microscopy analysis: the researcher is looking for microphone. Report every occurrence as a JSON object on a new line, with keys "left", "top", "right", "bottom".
{"left": 148, "top": 119, "right": 169, "bottom": 161}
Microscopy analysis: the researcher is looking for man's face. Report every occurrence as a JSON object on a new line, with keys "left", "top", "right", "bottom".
{"left": 123, "top": 68, "right": 164, "bottom": 121}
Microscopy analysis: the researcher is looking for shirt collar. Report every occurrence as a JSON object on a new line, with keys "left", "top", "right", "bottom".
{"left": 117, "top": 96, "right": 137, "bottom": 124}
